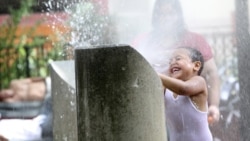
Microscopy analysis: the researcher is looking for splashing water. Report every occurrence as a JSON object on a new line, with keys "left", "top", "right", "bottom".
{"left": 40, "top": 0, "right": 116, "bottom": 58}
{"left": 64, "top": 1, "right": 112, "bottom": 47}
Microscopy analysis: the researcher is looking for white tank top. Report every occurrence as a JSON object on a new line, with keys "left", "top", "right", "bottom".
{"left": 164, "top": 89, "right": 213, "bottom": 141}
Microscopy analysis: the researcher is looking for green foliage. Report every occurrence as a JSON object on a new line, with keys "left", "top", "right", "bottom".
{"left": 0, "top": 0, "right": 63, "bottom": 89}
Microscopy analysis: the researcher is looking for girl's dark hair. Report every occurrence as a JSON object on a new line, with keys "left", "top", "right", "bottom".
{"left": 179, "top": 47, "right": 204, "bottom": 75}
{"left": 151, "top": 0, "right": 186, "bottom": 35}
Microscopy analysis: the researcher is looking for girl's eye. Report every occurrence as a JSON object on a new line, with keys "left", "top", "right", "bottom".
{"left": 169, "top": 56, "right": 182, "bottom": 64}
{"left": 176, "top": 57, "right": 181, "bottom": 60}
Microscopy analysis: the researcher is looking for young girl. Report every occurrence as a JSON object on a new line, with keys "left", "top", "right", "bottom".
{"left": 158, "top": 47, "right": 213, "bottom": 141}
{"left": 133, "top": 0, "right": 220, "bottom": 124}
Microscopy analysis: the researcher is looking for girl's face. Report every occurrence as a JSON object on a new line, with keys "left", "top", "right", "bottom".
{"left": 168, "top": 48, "right": 197, "bottom": 80}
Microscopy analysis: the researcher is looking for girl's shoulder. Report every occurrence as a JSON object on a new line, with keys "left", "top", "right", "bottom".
{"left": 190, "top": 76, "right": 207, "bottom": 90}
{"left": 191, "top": 75, "right": 206, "bottom": 82}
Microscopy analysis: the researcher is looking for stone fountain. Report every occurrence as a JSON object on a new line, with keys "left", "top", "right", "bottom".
{"left": 50, "top": 45, "right": 167, "bottom": 141}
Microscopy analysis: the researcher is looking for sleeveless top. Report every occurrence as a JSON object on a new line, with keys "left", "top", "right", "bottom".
{"left": 164, "top": 89, "right": 213, "bottom": 141}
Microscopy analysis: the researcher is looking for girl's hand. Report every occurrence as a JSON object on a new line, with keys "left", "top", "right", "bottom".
{"left": 208, "top": 105, "right": 220, "bottom": 125}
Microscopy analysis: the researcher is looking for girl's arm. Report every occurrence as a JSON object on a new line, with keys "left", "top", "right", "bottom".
{"left": 158, "top": 73, "right": 206, "bottom": 96}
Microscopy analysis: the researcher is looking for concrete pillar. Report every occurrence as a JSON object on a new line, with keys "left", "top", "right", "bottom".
{"left": 75, "top": 45, "right": 167, "bottom": 141}
{"left": 50, "top": 60, "right": 78, "bottom": 140}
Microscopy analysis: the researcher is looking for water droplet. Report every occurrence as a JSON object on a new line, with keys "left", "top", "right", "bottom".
{"left": 132, "top": 77, "right": 139, "bottom": 88}
{"left": 70, "top": 101, "right": 75, "bottom": 106}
